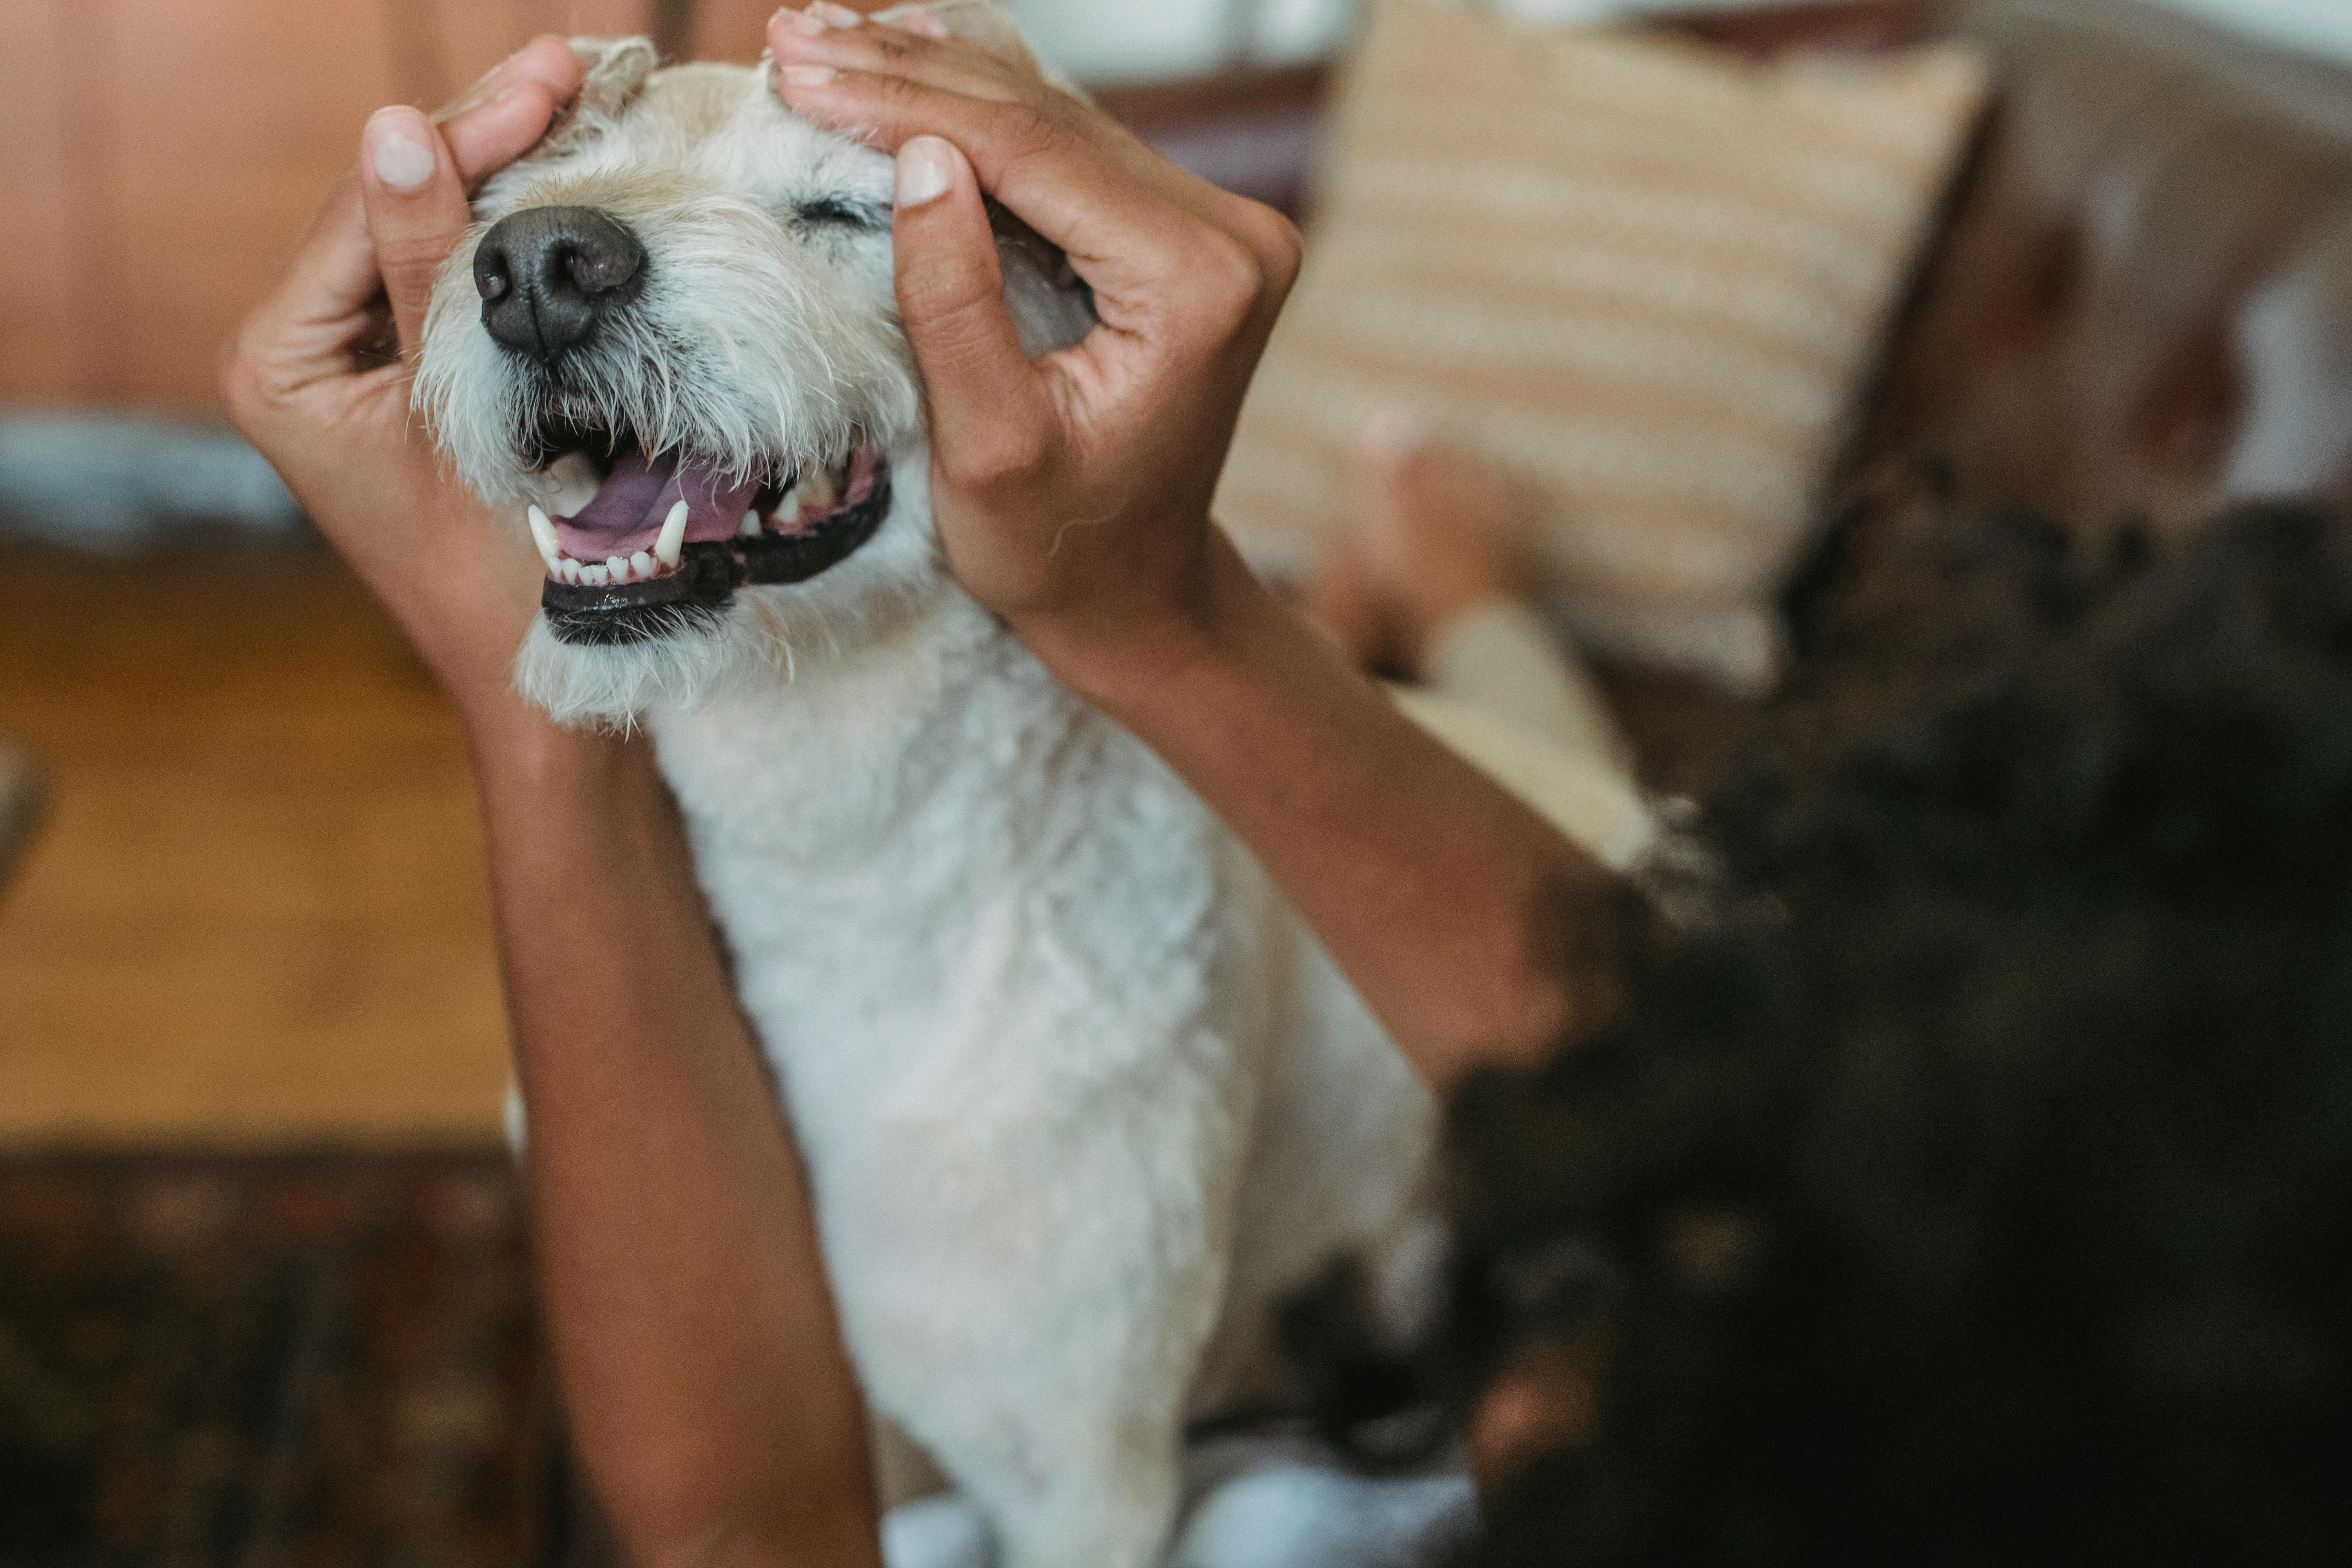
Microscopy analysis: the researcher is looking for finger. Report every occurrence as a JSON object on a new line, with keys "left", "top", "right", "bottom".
{"left": 775, "top": 26, "right": 1304, "bottom": 302}
{"left": 780, "top": 71, "right": 1213, "bottom": 292}
{"left": 768, "top": 6, "right": 1299, "bottom": 292}
{"left": 439, "top": 36, "right": 585, "bottom": 188}
{"left": 436, "top": 33, "right": 585, "bottom": 121}
{"left": 359, "top": 107, "right": 475, "bottom": 358}
{"left": 226, "top": 174, "right": 386, "bottom": 416}
{"left": 890, "top": 136, "right": 1053, "bottom": 469}
{"left": 263, "top": 176, "right": 381, "bottom": 332}
{"left": 769, "top": 6, "right": 1029, "bottom": 105}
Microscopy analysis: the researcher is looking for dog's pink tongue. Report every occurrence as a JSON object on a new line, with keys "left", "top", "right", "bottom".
{"left": 555, "top": 449, "right": 760, "bottom": 561}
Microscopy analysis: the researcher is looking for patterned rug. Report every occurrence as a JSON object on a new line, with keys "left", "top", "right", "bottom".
{"left": 0, "top": 1153, "right": 550, "bottom": 1568}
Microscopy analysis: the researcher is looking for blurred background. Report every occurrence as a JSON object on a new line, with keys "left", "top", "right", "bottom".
{"left": 6, "top": 0, "right": 2352, "bottom": 1561}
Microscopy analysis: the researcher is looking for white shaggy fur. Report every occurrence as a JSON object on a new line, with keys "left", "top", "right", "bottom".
{"left": 417, "top": 14, "right": 1440, "bottom": 1568}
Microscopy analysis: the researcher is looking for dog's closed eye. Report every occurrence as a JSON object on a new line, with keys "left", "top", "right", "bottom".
{"left": 795, "top": 198, "right": 886, "bottom": 232}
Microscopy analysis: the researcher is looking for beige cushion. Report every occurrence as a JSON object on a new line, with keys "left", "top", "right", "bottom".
{"left": 1216, "top": 0, "right": 1988, "bottom": 693}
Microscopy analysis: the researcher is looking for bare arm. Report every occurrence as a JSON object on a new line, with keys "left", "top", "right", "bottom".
{"left": 1078, "top": 545, "right": 1621, "bottom": 1086}
{"left": 221, "top": 51, "right": 879, "bottom": 1567}
{"left": 771, "top": 14, "right": 1622, "bottom": 1086}
{"left": 476, "top": 726, "right": 878, "bottom": 1568}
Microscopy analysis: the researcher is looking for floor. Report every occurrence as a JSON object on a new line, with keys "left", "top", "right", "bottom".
{"left": 0, "top": 535, "right": 512, "bottom": 1148}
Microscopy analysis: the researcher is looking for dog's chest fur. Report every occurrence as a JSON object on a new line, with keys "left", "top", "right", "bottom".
{"left": 647, "top": 492, "right": 1434, "bottom": 1430}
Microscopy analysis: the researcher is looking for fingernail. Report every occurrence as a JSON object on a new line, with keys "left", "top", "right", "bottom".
{"left": 816, "top": 2, "right": 864, "bottom": 26}
{"left": 788, "top": 6, "right": 828, "bottom": 35}
{"left": 780, "top": 63, "right": 836, "bottom": 86}
{"left": 896, "top": 136, "right": 955, "bottom": 208}
{"left": 367, "top": 110, "right": 437, "bottom": 192}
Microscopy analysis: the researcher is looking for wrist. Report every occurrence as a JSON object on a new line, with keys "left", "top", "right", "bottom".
{"left": 461, "top": 699, "right": 636, "bottom": 804}
{"left": 1017, "top": 532, "right": 1275, "bottom": 722}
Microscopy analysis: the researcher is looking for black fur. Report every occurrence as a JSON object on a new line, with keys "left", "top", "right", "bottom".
{"left": 1437, "top": 494, "right": 2352, "bottom": 1566}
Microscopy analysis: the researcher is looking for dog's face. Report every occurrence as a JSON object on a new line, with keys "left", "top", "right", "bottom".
{"left": 416, "top": 16, "right": 1083, "bottom": 722}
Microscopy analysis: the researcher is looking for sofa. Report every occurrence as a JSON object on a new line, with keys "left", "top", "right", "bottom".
{"left": 1099, "top": 0, "right": 2352, "bottom": 791}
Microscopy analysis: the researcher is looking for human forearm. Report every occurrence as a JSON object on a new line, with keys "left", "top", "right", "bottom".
{"left": 470, "top": 716, "right": 879, "bottom": 1568}
{"left": 227, "top": 48, "right": 877, "bottom": 1568}
{"left": 1052, "top": 539, "right": 1623, "bottom": 1090}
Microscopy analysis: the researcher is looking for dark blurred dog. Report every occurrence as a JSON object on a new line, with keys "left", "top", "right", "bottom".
{"left": 1358, "top": 480, "right": 2352, "bottom": 1564}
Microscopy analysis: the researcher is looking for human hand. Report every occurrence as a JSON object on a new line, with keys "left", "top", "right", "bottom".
{"left": 220, "top": 38, "right": 587, "bottom": 731}
{"left": 768, "top": 4, "right": 1304, "bottom": 702}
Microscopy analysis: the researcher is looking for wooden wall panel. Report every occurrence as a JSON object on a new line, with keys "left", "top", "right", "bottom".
{"left": 562, "top": 0, "right": 659, "bottom": 40}
{"left": 420, "top": 4, "right": 662, "bottom": 119}
{"left": 0, "top": 0, "right": 91, "bottom": 403}
{"left": 0, "top": 0, "right": 892, "bottom": 412}
{"left": 688, "top": 0, "right": 793, "bottom": 63}
{"left": 432, "top": 1, "right": 583, "bottom": 97}
{"left": 85, "top": 0, "right": 399, "bottom": 408}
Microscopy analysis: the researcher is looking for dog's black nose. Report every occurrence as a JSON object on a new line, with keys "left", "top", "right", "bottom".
{"left": 474, "top": 206, "right": 645, "bottom": 364}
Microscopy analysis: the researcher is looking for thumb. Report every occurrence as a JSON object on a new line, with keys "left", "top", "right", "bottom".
{"left": 359, "top": 106, "right": 473, "bottom": 359}
{"left": 892, "top": 136, "right": 1048, "bottom": 458}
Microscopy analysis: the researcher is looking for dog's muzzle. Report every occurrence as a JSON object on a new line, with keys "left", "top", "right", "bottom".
{"left": 522, "top": 443, "right": 894, "bottom": 646}
{"left": 474, "top": 201, "right": 900, "bottom": 646}
{"left": 536, "top": 452, "right": 893, "bottom": 646}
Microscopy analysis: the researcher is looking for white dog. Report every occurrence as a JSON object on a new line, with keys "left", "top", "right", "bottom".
{"left": 417, "top": 11, "right": 1541, "bottom": 1566}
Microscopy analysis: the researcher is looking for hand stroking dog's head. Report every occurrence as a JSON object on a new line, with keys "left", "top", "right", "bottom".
{"left": 414, "top": 2, "right": 1087, "bottom": 724}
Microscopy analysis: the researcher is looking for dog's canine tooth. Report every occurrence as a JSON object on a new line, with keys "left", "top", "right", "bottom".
{"left": 800, "top": 467, "right": 836, "bottom": 510}
{"left": 657, "top": 499, "right": 691, "bottom": 566}
{"left": 739, "top": 510, "right": 763, "bottom": 539}
{"left": 526, "top": 505, "right": 563, "bottom": 574}
{"left": 775, "top": 488, "right": 802, "bottom": 525}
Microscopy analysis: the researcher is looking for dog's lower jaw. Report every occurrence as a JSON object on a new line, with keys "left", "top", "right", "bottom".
{"left": 512, "top": 445, "right": 939, "bottom": 727}
{"left": 644, "top": 581, "right": 1438, "bottom": 1568}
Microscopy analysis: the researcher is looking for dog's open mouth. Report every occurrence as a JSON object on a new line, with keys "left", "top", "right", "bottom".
{"left": 521, "top": 428, "right": 892, "bottom": 646}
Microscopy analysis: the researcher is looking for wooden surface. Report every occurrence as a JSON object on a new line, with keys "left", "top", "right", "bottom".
{"left": 0, "top": 537, "right": 512, "bottom": 1148}
{"left": 0, "top": 0, "right": 790, "bottom": 412}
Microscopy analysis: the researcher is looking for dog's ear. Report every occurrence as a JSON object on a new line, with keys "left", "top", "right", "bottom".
{"left": 989, "top": 197, "right": 1095, "bottom": 356}
{"left": 533, "top": 36, "right": 659, "bottom": 159}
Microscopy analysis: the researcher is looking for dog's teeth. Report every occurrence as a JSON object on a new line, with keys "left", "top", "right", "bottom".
{"left": 547, "top": 453, "right": 600, "bottom": 517}
{"left": 656, "top": 499, "right": 690, "bottom": 567}
{"left": 560, "top": 558, "right": 583, "bottom": 584}
{"left": 606, "top": 554, "right": 630, "bottom": 583}
{"left": 525, "top": 506, "right": 562, "bottom": 574}
{"left": 739, "top": 510, "right": 763, "bottom": 539}
{"left": 775, "top": 488, "right": 802, "bottom": 525}
{"left": 800, "top": 467, "right": 836, "bottom": 510}
{"left": 584, "top": 563, "right": 608, "bottom": 586}
{"left": 631, "top": 550, "right": 655, "bottom": 579}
